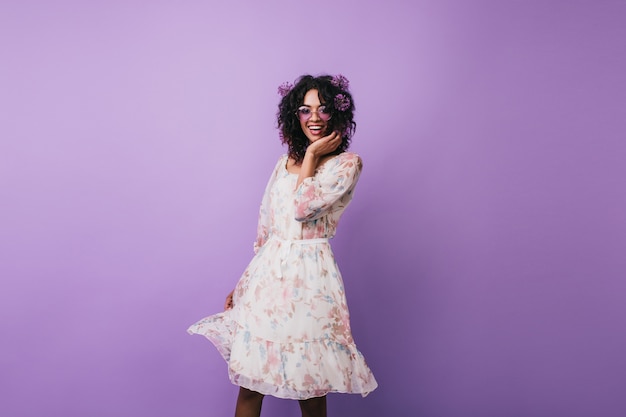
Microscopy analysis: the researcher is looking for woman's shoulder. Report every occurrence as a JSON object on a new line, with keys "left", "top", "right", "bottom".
{"left": 330, "top": 151, "right": 362, "bottom": 169}
{"left": 316, "top": 152, "right": 362, "bottom": 176}
{"left": 338, "top": 151, "right": 362, "bottom": 163}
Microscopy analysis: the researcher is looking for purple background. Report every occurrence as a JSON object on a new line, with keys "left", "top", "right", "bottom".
{"left": 1, "top": 1, "right": 625, "bottom": 416}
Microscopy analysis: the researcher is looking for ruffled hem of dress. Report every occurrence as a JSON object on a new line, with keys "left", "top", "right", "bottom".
{"left": 187, "top": 314, "right": 378, "bottom": 400}
{"left": 187, "top": 312, "right": 233, "bottom": 362}
{"left": 229, "top": 368, "right": 377, "bottom": 400}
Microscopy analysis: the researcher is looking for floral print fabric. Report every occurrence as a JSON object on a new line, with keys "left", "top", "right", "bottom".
{"left": 187, "top": 152, "right": 377, "bottom": 399}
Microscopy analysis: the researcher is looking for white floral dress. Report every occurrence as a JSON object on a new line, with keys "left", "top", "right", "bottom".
{"left": 187, "top": 152, "right": 377, "bottom": 400}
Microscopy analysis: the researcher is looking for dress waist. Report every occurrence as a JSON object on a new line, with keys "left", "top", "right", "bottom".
{"left": 269, "top": 236, "right": 330, "bottom": 245}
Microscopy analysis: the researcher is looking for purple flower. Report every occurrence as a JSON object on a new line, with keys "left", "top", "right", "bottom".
{"left": 277, "top": 82, "right": 293, "bottom": 97}
{"left": 331, "top": 74, "right": 350, "bottom": 90}
{"left": 334, "top": 94, "right": 351, "bottom": 112}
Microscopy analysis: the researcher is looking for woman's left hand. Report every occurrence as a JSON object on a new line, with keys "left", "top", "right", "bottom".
{"left": 224, "top": 289, "right": 235, "bottom": 310}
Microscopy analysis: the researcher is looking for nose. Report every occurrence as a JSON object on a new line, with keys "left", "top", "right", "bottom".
{"left": 309, "top": 109, "right": 321, "bottom": 121}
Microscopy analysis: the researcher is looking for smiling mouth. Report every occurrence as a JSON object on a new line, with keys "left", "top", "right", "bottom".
{"left": 308, "top": 125, "right": 324, "bottom": 135}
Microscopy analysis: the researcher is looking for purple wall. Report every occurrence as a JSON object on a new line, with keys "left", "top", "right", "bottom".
{"left": 1, "top": 1, "right": 625, "bottom": 416}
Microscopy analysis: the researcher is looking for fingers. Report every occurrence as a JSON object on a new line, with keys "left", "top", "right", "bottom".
{"left": 224, "top": 293, "right": 234, "bottom": 310}
{"left": 319, "top": 131, "right": 341, "bottom": 148}
{"left": 326, "top": 131, "right": 342, "bottom": 151}
{"left": 326, "top": 130, "right": 340, "bottom": 142}
{"left": 307, "top": 131, "right": 342, "bottom": 158}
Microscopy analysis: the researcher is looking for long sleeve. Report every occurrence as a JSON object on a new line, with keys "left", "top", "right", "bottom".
{"left": 294, "top": 153, "right": 362, "bottom": 222}
{"left": 253, "top": 156, "right": 285, "bottom": 253}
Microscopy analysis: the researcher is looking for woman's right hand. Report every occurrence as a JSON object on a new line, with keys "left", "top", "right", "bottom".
{"left": 306, "top": 130, "right": 342, "bottom": 159}
{"left": 296, "top": 131, "right": 342, "bottom": 188}
{"left": 224, "top": 289, "right": 235, "bottom": 310}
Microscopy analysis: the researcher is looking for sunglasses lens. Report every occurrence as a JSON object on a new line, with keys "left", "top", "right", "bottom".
{"left": 296, "top": 106, "right": 332, "bottom": 122}
{"left": 297, "top": 107, "right": 311, "bottom": 121}
{"left": 318, "top": 106, "right": 331, "bottom": 121}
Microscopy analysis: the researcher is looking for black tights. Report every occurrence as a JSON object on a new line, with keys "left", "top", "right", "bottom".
{"left": 234, "top": 387, "right": 327, "bottom": 417}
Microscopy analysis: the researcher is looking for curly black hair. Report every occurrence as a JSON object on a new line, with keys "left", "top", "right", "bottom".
{"left": 277, "top": 74, "right": 356, "bottom": 164}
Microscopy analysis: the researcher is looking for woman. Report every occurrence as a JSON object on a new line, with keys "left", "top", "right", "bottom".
{"left": 188, "top": 74, "right": 377, "bottom": 417}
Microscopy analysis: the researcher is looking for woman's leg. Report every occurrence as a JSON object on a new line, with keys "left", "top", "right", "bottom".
{"left": 298, "top": 395, "right": 327, "bottom": 417}
{"left": 234, "top": 387, "right": 264, "bottom": 417}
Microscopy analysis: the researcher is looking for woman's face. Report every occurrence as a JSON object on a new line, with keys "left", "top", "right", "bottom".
{"left": 298, "top": 89, "right": 331, "bottom": 143}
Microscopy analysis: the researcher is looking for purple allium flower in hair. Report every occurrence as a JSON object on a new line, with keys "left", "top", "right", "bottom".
{"left": 334, "top": 94, "right": 351, "bottom": 112}
{"left": 277, "top": 82, "right": 293, "bottom": 97}
{"left": 331, "top": 74, "right": 350, "bottom": 90}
